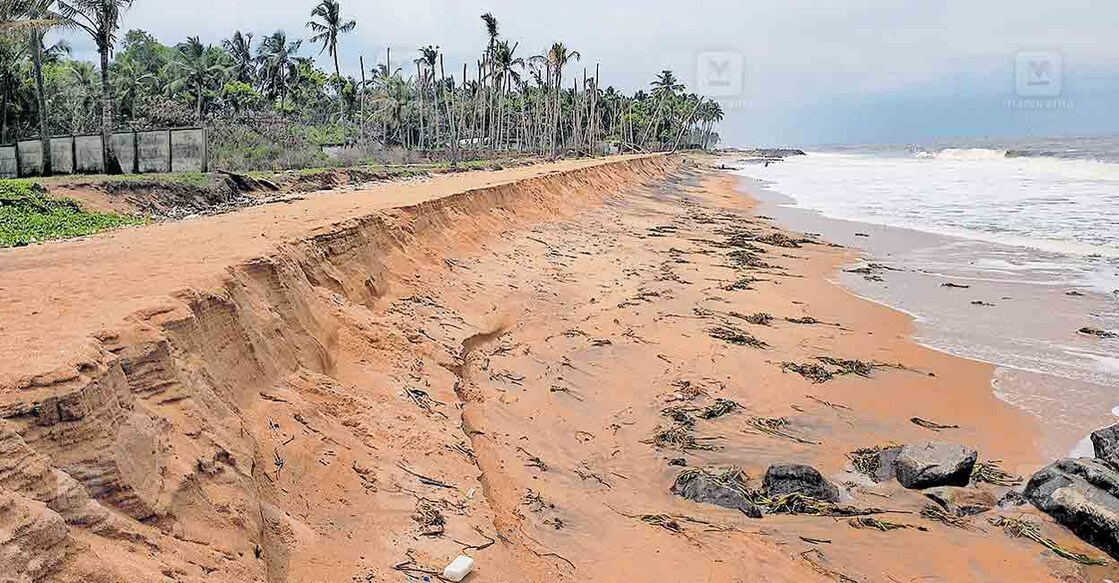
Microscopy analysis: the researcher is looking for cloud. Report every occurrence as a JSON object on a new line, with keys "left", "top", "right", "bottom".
{"left": 57, "top": 0, "right": 1119, "bottom": 144}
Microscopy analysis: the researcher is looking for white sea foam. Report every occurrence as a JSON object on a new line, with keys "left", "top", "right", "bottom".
{"left": 733, "top": 151, "right": 1119, "bottom": 293}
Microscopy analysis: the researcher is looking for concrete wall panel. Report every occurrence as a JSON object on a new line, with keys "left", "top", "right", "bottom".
{"left": 17, "top": 141, "right": 44, "bottom": 176}
{"left": 50, "top": 137, "right": 74, "bottom": 174}
{"left": 111, "top": 133, "right": 136, "bottom": 174}
{"left": 74, "top": 135, "right": 104, "bottom": 173}
{"left": 170, "top": 129, "right": 205, "bottom": 173}
{"left": 138, "top": 131, "right": 171, "bottom": 173}
{"left": 0, "top": 146, "right": 16, "bottom": 178}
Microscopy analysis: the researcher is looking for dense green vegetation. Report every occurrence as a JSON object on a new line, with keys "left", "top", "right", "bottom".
{"left": 0, "top": 179, "right": 140, "bottom": 246}
{"left": 0, "top": 1, "right": 724, "bottom": 174}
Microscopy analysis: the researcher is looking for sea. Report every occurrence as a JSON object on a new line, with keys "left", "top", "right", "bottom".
{"left": 728, "top": 135, "right": 1119, "bottom": 460}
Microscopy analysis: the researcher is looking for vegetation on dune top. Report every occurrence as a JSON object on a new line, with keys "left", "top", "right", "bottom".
{"left": 0, "top": 179, "right": 140, "bottom": 247}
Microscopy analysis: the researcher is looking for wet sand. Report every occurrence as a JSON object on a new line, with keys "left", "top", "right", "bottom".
{"left": 0, "top": 156, "right": 1112, "bottom": 582}
{"left": 742, "top": 174, "right": 1119, "bottom": 461}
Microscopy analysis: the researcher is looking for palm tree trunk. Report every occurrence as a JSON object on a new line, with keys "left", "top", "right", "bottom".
{"left": 31, "top": 30, "right": 51, "bottom": 175}
{"left": 333, "top": 48, "right": 344, "bottom": 124}
{"left": 196, "top": 80, "right": 204, "bottom": 123}
{"left": 98, "top": 45, "right": 121, "bottom": 174}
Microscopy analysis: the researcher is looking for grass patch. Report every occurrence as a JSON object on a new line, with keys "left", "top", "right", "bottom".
{"left": 1, "top": 180, "right": 141, "bottom": 248}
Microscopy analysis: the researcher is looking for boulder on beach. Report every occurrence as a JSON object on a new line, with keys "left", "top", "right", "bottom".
{"left": 1025, "top": 457, "right": 1119, "bottom": 559}
{"left": 1091, "top": 424, "right": 1119, "bottom": 467}
{"left": 762, "top": 464, "right": 840, "bottom": 502}
{"left": 923, "top": 486, "right": 996, "bottom": 516}
{"left": 671, "top": 468, "right": 763, "bottom": 518}
{"left": 894, "top": 441, "right": 978, "bottom": 489}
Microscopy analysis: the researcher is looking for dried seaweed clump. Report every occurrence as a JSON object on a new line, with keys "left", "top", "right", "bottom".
{"left": 989, "top": 516, "right": 1107, "bottom": 565}
{"left": 816, "top": 356, "right": 877, "bottom": 377}
{"left": 699, "top": 398, "right": 739, "bottom": 420}
{"left": 762, "top": 493, "right": 881, "bottom": 517}
{"left": 708, "top": 325, "right": 767, "bottom": 348}
{"left": 781, "top": 362, "right": 835, "bottom": 383}
{"left": 781, "top": 356, "right": 883, "bottom": 383}
{"left": 971, "top": 460, "right": 1023, "bottom": 487}
{"left": 725, "top": 276, "right": 761, "bottom": 291}
{"left": 848, "top": 446, "right": 891, "bottom": 479}
{"left": 727, "top": 249, "right": 773, "bottom": 269}
{"left": 746, "top": 416, "right": 820, "bottom": 445}
{"left": 848, "top": 517, "right": 927, "bottom": 531}
{"left": 645, "top": 424, "right": 720, "bottom": 451}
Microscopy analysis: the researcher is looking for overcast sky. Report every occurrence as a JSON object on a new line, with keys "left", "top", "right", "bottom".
{"left": 63, "top": 0, "right": 1119, "bottom": 146}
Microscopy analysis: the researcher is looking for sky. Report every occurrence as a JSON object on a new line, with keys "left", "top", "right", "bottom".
{"left": 62, "top": 0, "right": 1119, "bottom": 147}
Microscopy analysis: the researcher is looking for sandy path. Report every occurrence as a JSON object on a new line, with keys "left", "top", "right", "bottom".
{"left": 0, "top": 156, "right": 1111, "bottom": 582}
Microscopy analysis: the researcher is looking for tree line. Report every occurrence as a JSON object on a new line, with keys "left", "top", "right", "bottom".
{"left": 0, "top": 0, "right": 724, "bottom": 174}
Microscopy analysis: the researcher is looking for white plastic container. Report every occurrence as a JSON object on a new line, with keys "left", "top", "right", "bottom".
{"left": 442, "top": 555, "right": 475, "bottom": 582}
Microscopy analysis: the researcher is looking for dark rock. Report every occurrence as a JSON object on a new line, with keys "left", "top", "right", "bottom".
{"left": 671, "top": 468, "right": 762, "bottom": 518}
{"left": 762, "top": 464, "right": 840, "bottom": 502}
{"left": 668, "top": 458, "right": 687, "bottom": 467}
{"left": 923, "top": 486, "right": 996, "bottom": 516}
{"left": 874, "top": 446, "right": 902, "bottom": 482}
{"left": 894, "top": 442, "right": 978, "bottom": 489}
{"left": 1080, "top": 327, "right": 1118, "bottom": 339}
{"left": 1092, "top": 424, "right": 1119, "bottom": 466}
{"left": 1025, "top": 457, "right": 1119, "bottom": 559}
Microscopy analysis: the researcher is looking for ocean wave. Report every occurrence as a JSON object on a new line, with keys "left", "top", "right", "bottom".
{"left": 916, "top": 148, "right": 1010, "bottom": 160}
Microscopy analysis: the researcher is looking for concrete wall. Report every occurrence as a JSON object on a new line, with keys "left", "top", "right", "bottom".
{"left": 1, "top": 128, "right": 205, "bottom": 178}
{"left": 75, "top": 135, "right": 104, "bottom": 174}
{"left": 138, "top": 131, "right": 171, "bottom": 173}
{"left": 50, "top": 137, "right": 74, "bottom": 175}
{"left": 171, "top": 129, "right": 206, "bottom": 173}
{"left": 17, "top": 141, "right": 44, "bottom": 176}
{"left": 0, "top": 146, "right": 16, "bottom": 178}
{"left": 112, "top": 133, "right": 137, "bottom": 174}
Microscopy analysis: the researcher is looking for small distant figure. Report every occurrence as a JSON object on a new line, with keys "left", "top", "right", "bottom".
{"left": 764, "top": 160, "right": 771, "bottom": 167}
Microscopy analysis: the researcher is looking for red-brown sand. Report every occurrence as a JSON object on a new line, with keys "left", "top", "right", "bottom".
{"left": 0, "top": 155, "right": 1111, "bottom": 582}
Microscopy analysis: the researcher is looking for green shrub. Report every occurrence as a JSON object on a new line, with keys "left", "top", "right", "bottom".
{"left": 0, "top": 180, "right": 142, "bottom": 248}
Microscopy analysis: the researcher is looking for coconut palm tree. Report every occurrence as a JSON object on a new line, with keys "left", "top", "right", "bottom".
{"left": 256, "top": 30, "right": 301, "bottom": 113}
{"left": 111, "top": 54, "right": 153, "bottom": 122}
{"left": 534, "top": 41, "right": 578, "bottom": 156}
{"left": 222, "top": 30, "right": 254, "bottom": 85}
{"left": 306, "top": 0, "right": 355, "bottom": 123}
{"left": 488, "top": 40, "right": 522, "bottom": 148}
{"left": 169, "top": 36, "right": 227, "bottom": 122}
{"left": 0, "top": 0, "right": 66, "bottom": 173}
{"left": 56, "top": 0, "right": 134, "bottom": 174}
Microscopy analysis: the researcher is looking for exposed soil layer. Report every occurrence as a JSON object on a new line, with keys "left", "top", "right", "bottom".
{"left": 0, "top": 156, "right": 1111, "bottom": 582}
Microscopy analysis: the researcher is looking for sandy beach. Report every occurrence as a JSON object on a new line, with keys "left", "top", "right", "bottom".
{"left": 1, "top": 155, "right": 1113, "bottom": 582}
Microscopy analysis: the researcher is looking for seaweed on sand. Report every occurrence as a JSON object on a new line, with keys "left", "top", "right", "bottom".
{"left": 708, "top": 325, "right": 768, "bottom": 348}
{"left": 848, "top": 516, "right": 927, "bottom": 532}
{"left": 971, "top": 460, "right": 1023, "bottom": 487}
{"left": 760, "top": 493, "right": 884, "bottom": 517}
{"left": 847, "top": 445, "right": 893, "bottom": 479}
{"left": 816, "top": 356, "right": 877, "bottom": 377}
{"left": 644, "top": 424, "right": 721, "bottom": 451}
{"left": 727, "top": 249, "right": 774, "bottom": 269}
{"left": 746, "top": 416, "right": 820, "bottom": 445}
{"left": 698, "top": 398, "right": 739, "bottom": 419}
{"left": 781, "top": 362, "right": 835, "bottom": 383}
{"left": 989, "top": 516, "right": 1107, "bottom": 565}
{"left": 920, "top": 504, "right": 977, "bottom": 530}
